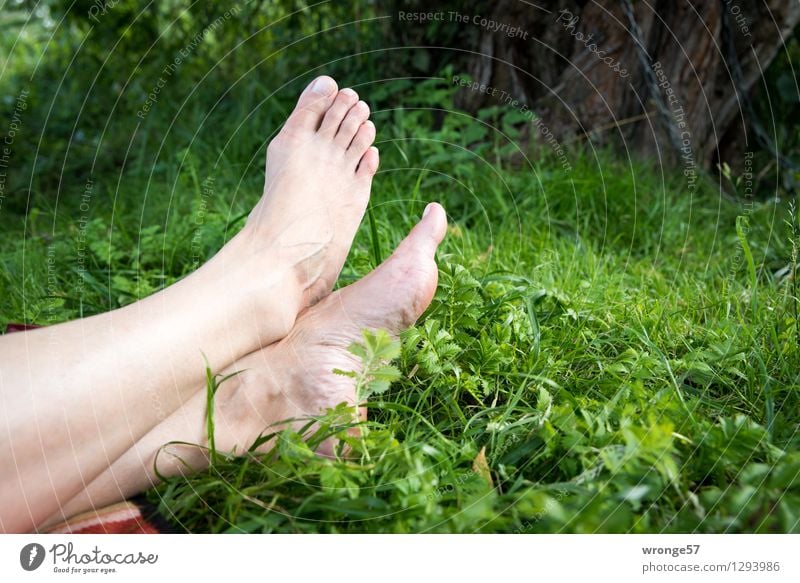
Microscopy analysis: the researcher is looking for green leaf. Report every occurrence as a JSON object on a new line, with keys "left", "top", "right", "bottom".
{"left": 341, "top": 329, "right": 403, "bottom": 402}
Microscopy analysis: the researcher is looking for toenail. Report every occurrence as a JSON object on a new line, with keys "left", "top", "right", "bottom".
{"left": 310, "top": 76, "right": 336, "bottom": 95}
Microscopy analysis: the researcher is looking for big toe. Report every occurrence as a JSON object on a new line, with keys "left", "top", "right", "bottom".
{"left": 339, "top": 203, "right": 448, "bottom": 330}
{"left": 282, "top": 75, "right": 339, "bottom": 134}
{"left": 392, "top": 202, "right": 447, "bottom": 262}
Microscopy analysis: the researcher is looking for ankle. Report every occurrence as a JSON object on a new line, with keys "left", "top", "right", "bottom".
{"left": 236, "top": 220, "right": 338, "bottom": 305}
{"left": 182, "top": 231, "right": 306, "bottom": 349}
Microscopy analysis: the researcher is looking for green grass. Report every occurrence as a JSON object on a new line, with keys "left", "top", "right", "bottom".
{"left": 1, "top": 76, "right": 799, "bottom": 533}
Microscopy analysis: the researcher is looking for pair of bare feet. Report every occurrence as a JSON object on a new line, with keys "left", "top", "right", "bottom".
{"left": 46, "top": 77, "right": 447, "bottom": 524}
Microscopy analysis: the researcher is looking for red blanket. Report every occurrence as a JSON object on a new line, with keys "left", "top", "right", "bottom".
{"left": 43, "top": 500, "right": 167, "bottom": 534}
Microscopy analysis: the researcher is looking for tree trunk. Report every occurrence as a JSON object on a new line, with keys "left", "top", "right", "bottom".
{"left": 452, "top": 0, "right": 800, "bottom": 171}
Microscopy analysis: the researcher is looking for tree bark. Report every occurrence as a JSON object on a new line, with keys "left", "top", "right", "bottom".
{"left": 450, "top": 0, "right": 800, "bottom": 170}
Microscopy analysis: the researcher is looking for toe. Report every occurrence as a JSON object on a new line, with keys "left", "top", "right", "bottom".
{"left": 318, "top": 88, "right": 359, "bottom": 136}
{"left": 400, "top": 202, "right": 448, "bottom": 257}
{"left": 283, "top": 76, "right": 338, "bottom": 134}
{"left": 335, "top": 101, "right": 370, "bottom": 148}
{"left": 348, "top": 120, "right": 376, "bottom": 159}
{"left": 382, "top": 203, "right": 447, "bottom": 322}
{"left": 356, "top": 146, "right": 380, "bottom": 178}
{"left": 333, "top": 201, "right": 446, "bottom": 332}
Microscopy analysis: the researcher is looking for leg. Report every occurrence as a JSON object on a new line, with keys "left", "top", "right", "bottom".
{"left": 0, "top": 76, "right": 379, "bottom": 532}
{"left": 47, "top": 204, "right": 446, "bottom": 526}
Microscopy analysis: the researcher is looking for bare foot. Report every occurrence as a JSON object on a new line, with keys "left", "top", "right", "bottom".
{"left": 245, "top": 76, "right": 379, "bottom": 304}
{"left": 163, "top": 201, "right": 444, "bottom": 459}
{"left": 184, "top": 76, "right": 379, "bottom": 357}
{"left": 223, "top": 202, "right": 446, "bottom": 454}
{"left": 49, "top": 204, "right": 447, "bottom": 522}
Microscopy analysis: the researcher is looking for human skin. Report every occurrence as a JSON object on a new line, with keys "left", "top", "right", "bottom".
{"left": 0, "top": 75, "right": 380, "bottom": 533}
{"left": 47, "top": 204, "right": 447, "bottom": 528}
